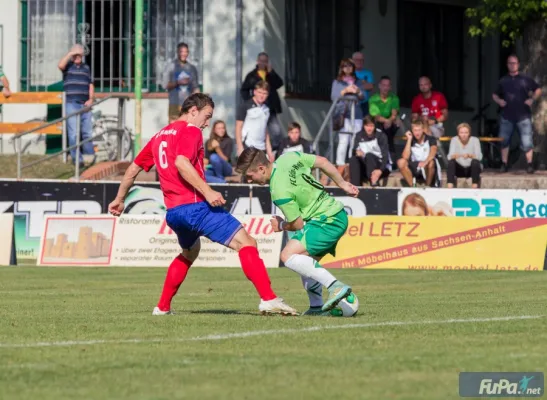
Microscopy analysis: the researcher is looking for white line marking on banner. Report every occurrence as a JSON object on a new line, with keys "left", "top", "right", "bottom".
{"left": 0, "top": 315, "right": 541, "bottom": 349}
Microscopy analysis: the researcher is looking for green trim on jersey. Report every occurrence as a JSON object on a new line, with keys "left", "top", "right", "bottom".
{"left": 270, "top": 152, "right": 344, "bottom": 222}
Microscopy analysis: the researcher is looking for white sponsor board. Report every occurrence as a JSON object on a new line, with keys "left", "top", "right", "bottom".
{"left": 38, "top": 215, "right": 283, "bottom": 267}
{"left": 398, "top": 188, "right": 547, "bottom": 218}
{"left": 0, "top": 214, "right": 14, "bottom": 266}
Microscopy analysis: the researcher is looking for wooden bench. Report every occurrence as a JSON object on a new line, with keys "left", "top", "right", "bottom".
{"left": 0, "top": 92, "right": 64, "bottom": 135}
{"left": 397, "top": 135, "right": 503, "bottom": 143}
{"left": 397, "top": 135, "right": 503, "bottom": 167}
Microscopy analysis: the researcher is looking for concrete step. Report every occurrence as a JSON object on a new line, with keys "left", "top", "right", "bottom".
{"left": 383, "top": 169, "right": 547, "bottom": 189}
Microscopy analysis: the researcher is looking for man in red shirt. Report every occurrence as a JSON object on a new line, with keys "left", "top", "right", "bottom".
{"left": 108, "top": 93, "right": 297, "bottom": 316}
{"left": 411, "top": 76, "right": 449, "bottom": 139}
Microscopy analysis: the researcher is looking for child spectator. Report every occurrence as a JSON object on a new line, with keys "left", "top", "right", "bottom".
{"left": 275, "top": 122, "right": 312, "bottom": 159}
{"left": 348, "top": 116, "right": 390, "bottom": 187}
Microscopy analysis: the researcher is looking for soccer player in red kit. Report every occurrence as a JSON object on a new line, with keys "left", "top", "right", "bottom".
{"left": 108, "top": 93, "right": 297, "bottom": 316}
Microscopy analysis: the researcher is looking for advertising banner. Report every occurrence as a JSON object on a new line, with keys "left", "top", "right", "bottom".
{"left": 1, "top": 179, "right": 399, "bottom": 264}
{"left": 0, "top": 213, "right": 15, "bottom": 266}
{"left": 38, "top": 216, "right": 116, "bottom": 266}
{"left": 398, "top": 188, "right": 547, "bottom": 218}
{"left": 37, "top": 214, "right": 283, "bottom": 268}
{"left": 321, "top": 216, "right": 547, "bottom": 271}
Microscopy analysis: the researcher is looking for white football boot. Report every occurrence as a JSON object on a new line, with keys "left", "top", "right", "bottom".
{"left": 259, "top": 298, "right": 298, "bottom": 316}
{"left": 152, "top": 306, "right": 175, "bottom": 315}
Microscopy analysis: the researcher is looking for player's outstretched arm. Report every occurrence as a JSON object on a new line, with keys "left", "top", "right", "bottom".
{"left": 108, "top": 162, "right": 143, "bottom": 216}
{"left": 175, "top": 155, "right": 226, "bottom": 207}
{"left": 313, "top": 156, "right": 359, "bottom": 197}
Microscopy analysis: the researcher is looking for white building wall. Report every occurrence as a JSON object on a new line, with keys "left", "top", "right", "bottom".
{"left": 0, "top": 0, "right": 502, "bottom": 155}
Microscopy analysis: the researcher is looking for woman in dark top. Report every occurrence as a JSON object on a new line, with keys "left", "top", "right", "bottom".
{"left": 204, "top": 120, "right": 234, "bottom": 183}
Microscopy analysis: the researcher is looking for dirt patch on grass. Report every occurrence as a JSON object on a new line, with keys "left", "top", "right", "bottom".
{"left": 0, "top": 155, "right": 77, "bottom": 179}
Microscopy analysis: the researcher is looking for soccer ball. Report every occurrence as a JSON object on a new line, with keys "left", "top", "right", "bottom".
{"left": 329, "top": 292, "right": 359, "bottom": 317}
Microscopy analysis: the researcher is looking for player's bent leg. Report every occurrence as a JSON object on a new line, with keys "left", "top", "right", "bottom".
{"left": 153, "top": 238, "right": 201, "bottom": 315}
{"left": 228, "top": 226, "right": 298, "bottom": 316}
{"left": 301, "top": 276, "right": 331, "bottom": 316}
{"left": 281, "top": 239, "right": 351, "bottom": 313}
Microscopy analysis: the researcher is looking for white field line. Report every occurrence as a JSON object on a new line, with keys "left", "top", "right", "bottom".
{"left": 0, "top": 315, "right": 541, "bottom": 349}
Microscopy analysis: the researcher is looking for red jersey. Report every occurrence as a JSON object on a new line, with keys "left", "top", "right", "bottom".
{"left": 134, "top": 120, "right": 206, "bottom": 208}
{"left": 411, "top": 91, "right": 448, "bottom": 120}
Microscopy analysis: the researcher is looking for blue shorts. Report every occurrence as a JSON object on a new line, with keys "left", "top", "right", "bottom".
{"left": 165, "top": 201, "right": 243, "bottom": 250}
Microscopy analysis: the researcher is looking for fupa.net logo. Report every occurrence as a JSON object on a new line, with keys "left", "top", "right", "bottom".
{"left": 479, "top": 376, "right": 541, "bottom": 396}
{"left": 460, "top": 372, "right": 544, "bottom": 398}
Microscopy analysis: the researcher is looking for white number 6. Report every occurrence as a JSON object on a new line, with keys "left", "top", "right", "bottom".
{"left": 159, "top": 141, "right": 168, "bottom": 169}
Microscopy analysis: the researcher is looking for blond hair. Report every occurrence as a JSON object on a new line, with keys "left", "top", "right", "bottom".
{"left": 456, "top": 123, "right": 471, "bottom": 135}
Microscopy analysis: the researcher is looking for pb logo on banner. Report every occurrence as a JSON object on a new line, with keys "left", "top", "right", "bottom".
{"left": 321, "top": 216, "right": 547, "bottom": 271}
{"left": 398, "top": 188, "right": 547, "bottom": 218}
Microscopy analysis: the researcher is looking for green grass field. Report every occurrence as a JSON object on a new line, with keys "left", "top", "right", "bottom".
{"left": 0, "top": 267, "right": 546, "bottom": 400}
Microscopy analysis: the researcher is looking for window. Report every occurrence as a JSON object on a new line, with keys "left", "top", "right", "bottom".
{"left": 397, "top": 0, "right": 466, "bottom": 109}
{"left": 285, "top": 0, "right": 360, "bottom": 100}
{"left": 20, "top": 0, "right": 203, "bottom": 93}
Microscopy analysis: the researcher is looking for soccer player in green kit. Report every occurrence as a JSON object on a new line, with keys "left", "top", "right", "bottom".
{"left": 236, "top": 147, "right": 359, "bottom": 315}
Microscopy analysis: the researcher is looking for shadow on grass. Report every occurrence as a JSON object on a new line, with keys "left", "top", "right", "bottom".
{"left": 190, "top": 309, "right": 260, "bottom": 317}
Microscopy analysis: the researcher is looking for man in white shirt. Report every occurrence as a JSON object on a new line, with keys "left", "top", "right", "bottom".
{"left": 236, "top": 80, "right": 274, "bottom": 162}
{"left": 397, "top": 120, "right": 438, "bottom": 187}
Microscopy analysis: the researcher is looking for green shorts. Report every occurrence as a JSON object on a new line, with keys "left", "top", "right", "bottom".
{"left": 289, "top": 210, "right": 348, "bottom": 258}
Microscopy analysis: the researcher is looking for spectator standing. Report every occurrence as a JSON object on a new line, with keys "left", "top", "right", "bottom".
{"left": 352, "top": 51, "right": 374, "bottom": 117}
{"left": 275, "top": 122, "right": 312, "bottom": 159}
{"left": 58, "top": 44, "right": 95, "bottom": 166}
{"left": 349, "top": 116, "right": 390, "bottom": 187}
{"left": 0, "top": 64, "right": 11, "bottom": 121}
{"left": 331, "top": 58, "right": 365, "bottom": 176}
{"left": 411, "top": 76, "right": 448, "bottom": 138}
{"left": 397, "top": 120, "right": 439, "bottom": 187}
{"left": 241, "top": 52, "right": 284, "bottom": 148}
{"left": 163, "top": 42, "right": 200, "bottom": 123}
{"left": 236, "top": 81, "right": 274, "bottom": 162}
{"left": 204, "top": 120, "right": 234, "bottom": 184}
{"left": 447, "top": 123, "right": 482, "bottom": 189}
{"left": 493, "top": 54, "right": 542, "bottom": 174}
{"left": 368, "top": 76, "right": 400, "bottom": 160}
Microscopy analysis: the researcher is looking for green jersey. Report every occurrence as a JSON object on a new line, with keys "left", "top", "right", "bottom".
{"left": 0, "top": 65, "right": 4, "bottom": 79}
{"left": 368, "top": 92, "right": 400, "bottom": 119}
{"left": 269, "top": 152, "right": 344, "bottom": 222}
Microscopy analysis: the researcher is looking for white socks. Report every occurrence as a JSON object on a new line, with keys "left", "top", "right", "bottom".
{"left": 285, "top": 254, "right": 337, "bottom": 288}
{"left": 301, "top": 276, "right": 324, "bottom": 308}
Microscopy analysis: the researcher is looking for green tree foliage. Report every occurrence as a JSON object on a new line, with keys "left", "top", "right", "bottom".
{"left": 466, "top": 0, "right": 547, "bottom": 47}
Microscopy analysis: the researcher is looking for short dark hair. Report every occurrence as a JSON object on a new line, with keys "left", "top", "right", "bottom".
{"left": 236, "top": 147, "right": 270, "bottom": 175}
{"left": 363, "top": 116, "right": 375, "bottom": 126}
{"left": 257, "top": 52, "right": 268, "bottom": 59}
{"left": 379, "top": 75, "right": 391, "bottom": 82}
{"left": 177, "top": 42, "right": 189, "bottom": 50}
{"left": 180, "top": 93, "right": 215, "bottom": 115}
{"left": 254, "top": 80, "right": 270, "bottom": 92}
{"left": 288, "top": 122, "right": 301, "bottom": 131}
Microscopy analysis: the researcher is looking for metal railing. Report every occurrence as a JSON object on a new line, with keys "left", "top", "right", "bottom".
{"left": 312, "top": 96, "right": 358, "bottom": 178}
{"left": 13, "top": 95, "right": 127, "bottom": 180}
{"left": 21, "top": 0, "right": 203, "bottom": 92}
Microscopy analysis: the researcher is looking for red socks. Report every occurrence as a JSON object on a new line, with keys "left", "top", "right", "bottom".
{"left": 157, "top": 254, "right": 192, "bottom": 311}
{"left": 238, "top": 246, "right": 277, "bottom": 301}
